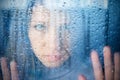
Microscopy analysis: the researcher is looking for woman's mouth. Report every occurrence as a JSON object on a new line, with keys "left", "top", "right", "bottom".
{"left": 43, "top": 55, "right": 62, "bottom": 62}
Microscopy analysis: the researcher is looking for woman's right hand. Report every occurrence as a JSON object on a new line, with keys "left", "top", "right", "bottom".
{"left": 0, "top": 57, "right": 19, "bottom": 80}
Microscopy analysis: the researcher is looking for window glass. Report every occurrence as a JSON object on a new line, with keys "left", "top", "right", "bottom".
{"left": 0, "top": 0, "right": 120, "bottom": 80}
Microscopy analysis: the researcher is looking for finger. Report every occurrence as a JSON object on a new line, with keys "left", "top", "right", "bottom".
{"left": 91, "top": 50, "right": 104, "bottom": 80}
{"left": 10, "top": 61, "right": 19, "bottom": 80}
{"left": 114, "top": 52, "right": 120, "bottom": 80}
{"left": 103, "top": 46, "right": 113, "bottom": 80}
{"left": 0, "top": 57, "right": 10, "bottom": 80}
{"left": 78, "top": 75, "right": 86, "bottom": 80}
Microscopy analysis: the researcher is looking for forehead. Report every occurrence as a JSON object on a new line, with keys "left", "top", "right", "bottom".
{"left": 31, "top": 6, "right": 50, "bottom": 23}
{"left": 31, "top": 5, "right": 70, "bottom": 25}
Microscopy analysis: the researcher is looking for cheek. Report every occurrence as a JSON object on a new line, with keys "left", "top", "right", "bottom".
{"left": 28, "top": 29, "right": 47, "bottom": 53}
{"left": 64, "top": 31, "right": 71, "bottom": 48}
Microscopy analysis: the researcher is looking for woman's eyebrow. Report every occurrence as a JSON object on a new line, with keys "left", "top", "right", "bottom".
{"left": 31, "top": 12, "right": 50, "bottom": 25}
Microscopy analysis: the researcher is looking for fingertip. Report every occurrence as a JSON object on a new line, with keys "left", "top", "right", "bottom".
{"left": 91, "top": 50, "right": 98, "bottom": 60}
{"left": 0, "top": 57, "right": 7, "bottom": 64}
{"left": 10, "top": 61, "right": 19, "bottom": 80}
{"left": 91, "top": 50, "right": 97, "bottom": 54}
{"left": 78, "top": 75, "right": 86, "bottom": 80}
{"left": 114, "top": 52, "right": 120, "bottom": 62}
{"left": 91, "top": 50, "right": 96, "bottom": 56}
{"left": 10, "top": 60, "right": 17, "bottom": 67}
{"left": 114, "top": 52, "right": 120, "bottom": 56}
{"left": 114, "top": 52, "right": 120, "bottom": 80}
{"left": 103, "top": 46, "right": 111, "bottom": 57}
{"left": 103, "top": 46, "right": 110, "bottom": 52}
{"left": 0, "top": 57, "right": 6, "bottom": 61}
{"left": 104, "top": 46, "right": 110, "bottom": 48}
{"left": 114, "top": 52, "right": 120, "bottom": 61}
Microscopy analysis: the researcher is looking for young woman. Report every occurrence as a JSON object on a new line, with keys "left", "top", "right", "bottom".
{"left": 0, "top": 0, "right": 120, "bottom": 80}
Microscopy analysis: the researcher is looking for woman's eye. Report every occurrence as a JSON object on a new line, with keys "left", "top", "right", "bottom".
{"left": 62, "top": 25, "right": 68, "bottom": 30}
{"left": 34, "top": 24, "right": 45, "bottom": 31}
{"left": 64, "top": 25, "right": 68, "bottom": 29}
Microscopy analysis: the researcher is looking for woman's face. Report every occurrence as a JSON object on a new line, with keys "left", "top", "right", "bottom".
{"left": 28, "top": 5, "right": 71, "bottom": 68}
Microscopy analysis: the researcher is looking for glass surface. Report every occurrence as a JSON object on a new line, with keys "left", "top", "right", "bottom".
{"left": 0, "top": 0, "right": 120, "bottom": 80}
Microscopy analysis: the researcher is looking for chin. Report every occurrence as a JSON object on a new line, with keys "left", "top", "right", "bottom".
{"left": 42, "top": 61, "right": 64, "bottom": 68}
{"left": 39, "top": 55, "right": 70, "bottom": 68}
{"left": 34, "top": 51, "right": 70, "bottom": 68}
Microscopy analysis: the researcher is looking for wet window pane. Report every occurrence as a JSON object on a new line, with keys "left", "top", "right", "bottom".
{"left": 0, "top": 0, "right": 120, "bottom": 80}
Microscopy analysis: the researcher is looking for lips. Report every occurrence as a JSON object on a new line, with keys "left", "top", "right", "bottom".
{"left": 43, "top": 55, "right": 62, "bottom": 62}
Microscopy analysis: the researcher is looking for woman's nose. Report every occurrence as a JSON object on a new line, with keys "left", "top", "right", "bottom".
{"left": 48, "top": 27, "right": 60, "bottom": 51}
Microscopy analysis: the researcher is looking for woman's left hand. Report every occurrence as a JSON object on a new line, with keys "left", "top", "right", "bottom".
{"left": 78, "top": 46, "right": 120, "bottom": 80}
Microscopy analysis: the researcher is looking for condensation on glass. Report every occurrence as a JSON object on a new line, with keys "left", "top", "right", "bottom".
{"left": 0, "top": 0, "right": 120, "bottom": 80}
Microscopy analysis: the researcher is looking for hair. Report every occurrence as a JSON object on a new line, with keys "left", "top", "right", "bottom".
{"left": 2, "top": 0, "right": 44, "bottom": 79}
{"left": 1, "top": 0, "right": 93, "bottom": 79}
